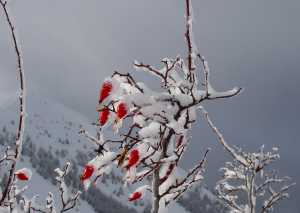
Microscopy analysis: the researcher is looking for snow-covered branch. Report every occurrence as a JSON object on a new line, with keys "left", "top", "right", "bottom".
{"left": 161, "top": 148, "right": 210, "bottom": 205}
{"left": 55, "top": 163, "right": 81, "bottom": 212}
{"left": 198, "top": 106, "right": 248, "bottom": 167}
{"left": 0, "top": 2, "right": 81, "bottom": 212}
{"left": 80, "top": 1, "right": 242, "bottom": 213}
{"left": 18, "top": 163, "right": 81, "bottom": 213}
{"left": 262, "top": 183, "right": 295, "bottom": 213}
{"left": 0, "top": 0, "right": 27, "bottom": 206}
{"left": 200, "top": 106, "right": 295, "bottom": 213}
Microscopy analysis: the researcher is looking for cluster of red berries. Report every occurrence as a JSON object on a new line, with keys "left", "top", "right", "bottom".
{"left": 98, "top": 80, "right": 129, "bottom": 126}
{"left": 80, "top": 80, "right": 144, "bottom": 203}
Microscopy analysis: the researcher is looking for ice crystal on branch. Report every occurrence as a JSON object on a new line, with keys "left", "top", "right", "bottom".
{"left": 18, "top": 163, "right": 81, "bottom": 213}
{"left": 80, "top": 1, "right": 242, "bottom": 212}
{"left": 200, "top": 106, "right": 295, "bottom": 213}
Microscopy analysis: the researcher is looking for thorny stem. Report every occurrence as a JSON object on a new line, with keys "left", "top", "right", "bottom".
{"left": 185, "top": 0, "right": 192, "bottom": 83}
{"left": 151, "top": 165, "right": 161, "bottom": 213}
{"left": 151, "top": 1, "right": 203, "bottom": 212}
{"left": 249, "top": 173, "right": 255, "bottom": 213}
{"left": 112, "top": 71, "right": 144, "bottom": 93}
{"left": 0, "top": 1, "right": 26, "bottom": 205}
{"left": 56, "top": 164, "right": 82, "bottom": 212}
{"left": 161, "top": 148, "right": 209, "bottom": 199}
{"left": 199, "top": 106, "right": 248, "bottom": 168}
{"left": 151, "top": 129, "right": 174, "bottom": 213}
{"left": 151, "top": 3, "right": 196, "bottom": 211}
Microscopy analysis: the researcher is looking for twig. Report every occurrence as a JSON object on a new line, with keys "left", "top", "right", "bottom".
{"left": 0, "top": 0, "right": 26, "bottom": 205}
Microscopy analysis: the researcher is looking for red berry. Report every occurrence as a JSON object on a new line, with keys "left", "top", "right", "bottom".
{"left": 99, "top": 81, "right": 113, "bottom": 104}
{"left": 129, "top": 192, "right": 142, "bottom": 201}
{"left": 117, "top": 102, "right": 128, "bottom": 119}
{"left": 80, "top": 165, "right": 94, "bottom": 182}
{"left": 128, "top": 150, "right": 139, "bottom": 167}
{"left": 17, "top": 173, "right": 29, "bottom": 181}
{"left": 99, "top": 107, "right": 110, "bottom": 125}
{"left": 124, "top": 150, "right": 139, "bottom": 172}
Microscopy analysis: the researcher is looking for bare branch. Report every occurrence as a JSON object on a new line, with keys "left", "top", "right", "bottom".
{"left": 55, "top": 163, "right": 82, "bottom": 212}
{"left": 262, "top": 183, "right": 296, "bottom": 213}
{"left": 0, "top": 0, "right": 26, "bottom": 206}
{"left": 198, "top": 106, "right": 248, "bottom": 166}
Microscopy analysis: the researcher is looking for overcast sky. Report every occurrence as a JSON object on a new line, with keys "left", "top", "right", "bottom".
{"left": 1, "top": 1, "right": 299, "bottom": 212}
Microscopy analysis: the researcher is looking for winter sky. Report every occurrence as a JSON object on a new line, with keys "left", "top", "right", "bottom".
{"left": 0, "top": 0, "right": 299, "bottom": 212}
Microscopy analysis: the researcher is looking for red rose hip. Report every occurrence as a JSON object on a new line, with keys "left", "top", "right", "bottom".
{"left": 99, "top": 107, "right": 110, "bottom": 125}
{"left": 17, "top": 172, "right": 29, "bottom": 181}
{"left": 117, "top": 102, "right": 128, "bottom": 119}
{"left": 96, "top": 81, "right": 113, "bottom": 110}
{"left": 80, "top": 165, "right": 94, "bottom": 182}
{"left": 124, "top": 150, "right": 139, "bottom": 172}
{"left": 100, "top": 81, "right": 112, "bottom": 101}
{"left": 128, "top": 150, "right": 139, "bottom": 167}
{"left": 16, "top": 168, "right": 32, "bottom": 181}
{"left": 129, "top": 192, "right": 142, "bottom": 201}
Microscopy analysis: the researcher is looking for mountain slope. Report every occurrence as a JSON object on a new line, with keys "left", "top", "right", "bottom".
{"left": 0, "top": 93, "right": 226, "bottom": 213}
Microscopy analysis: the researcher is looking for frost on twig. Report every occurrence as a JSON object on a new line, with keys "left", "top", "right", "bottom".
{"left": 1, "top": 1, "right": 81, "bottom": 212}
{"left": 18, "top": 163, "right": 81, "bottom": 213}
{"left": 55, "top": 163, "right": 81, "bottom": 212}
{"left": 0, "top": 162, "right": 80, "bottom": 212}
{"left": 199, "top": 106, "right": 295, "bottom": 213}
{"left": 0, "top": 0, "right": 27, "bottom": 207}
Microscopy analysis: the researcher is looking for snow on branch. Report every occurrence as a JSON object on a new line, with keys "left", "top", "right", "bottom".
{"left": 161, "top": 148, "right": 210, "bottom": 206}
{"left": 199, "top": 106, "right": 295, "bottom": 213}
{"left": 18, "top": 163, "right": 81, "bottom": 213}
{"left": 198, "top": 106, "right": 248, "bottom": 166}
{"left": 55, "top": 163, "right": 81, "bottom": 212}
{"left": 1, "top": 2, "right": 81, "bottom": 212}
{"left": 80, "top": 0, "right": 242, "bottom": 212}
{"left": 0, "top": 0, "right": 27, "bottom": 207}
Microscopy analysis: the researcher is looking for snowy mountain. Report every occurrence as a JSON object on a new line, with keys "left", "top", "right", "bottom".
{"left": 0, "top": 93, "right": 227, "bottom": 213}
